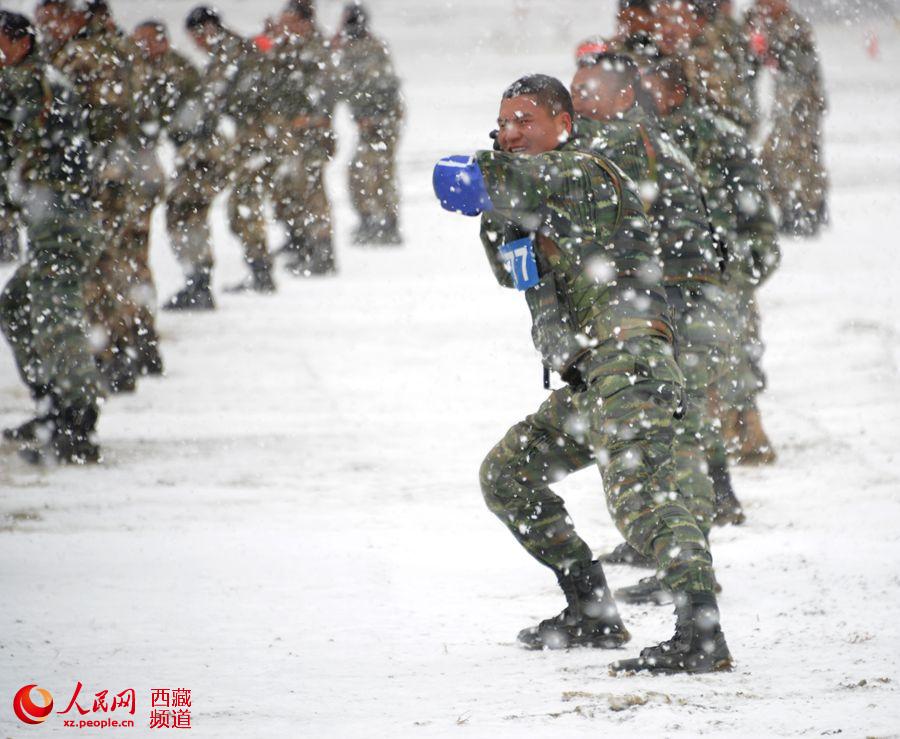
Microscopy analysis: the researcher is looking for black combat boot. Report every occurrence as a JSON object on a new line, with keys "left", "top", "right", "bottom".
{"left": 614, "top": 576, "right": 673, "bottom": 606}
{"left": 371, "top": 215, "right": 402, "bottom": 245}
{"left": 609, "top": 591, "right": 733, "bottom": 675}
{"left": 96, "top": 344, "right": 137, "bottom": 394}
{"left": 20, "top": 403, "right": 100, "bottom": 465}
{"left": 164, "top": 272, "right": 215, "bottom": 311}
{"left": 225, "top": 260, "right": 276, "bottom": 293}
{"left": 711, "top": 460, "right": 745, "bottom": 526}
{"left": 517, "top": 560, "right": 630, "bottom": 650}
{"left": 134, "top": 324, "right": 164, "bottom": 376}
{"left": 3, "top": 413, "right": 53, "bottom": 443}
{"left": 597, "top": 542, "right": 655, "bottom": 568}
{"left": 351, "top": 217, "right": 376, "bottom": 245}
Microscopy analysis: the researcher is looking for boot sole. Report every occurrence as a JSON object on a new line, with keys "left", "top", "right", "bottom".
{"left": 518, "top": 630, "right": 631, "bottom": 651}
{"left": 609, "top": 657, "right": 733, "bottom": 675}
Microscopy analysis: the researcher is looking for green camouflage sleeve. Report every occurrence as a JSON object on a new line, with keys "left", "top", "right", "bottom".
{"left": 478, "top": 212, "right": 517, "bottom": 289}
{"left": 475, "top": 149, "right": 619, "bottom": 246}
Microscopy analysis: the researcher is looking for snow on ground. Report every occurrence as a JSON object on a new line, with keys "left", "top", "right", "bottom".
{"left": 1, "top": 1, "right": 900, "bottom": 736}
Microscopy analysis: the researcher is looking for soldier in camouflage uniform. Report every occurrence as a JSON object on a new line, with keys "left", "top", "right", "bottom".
{"left": 434, "top": 75, "right": 732, "bottom": 674}
{"left": 745, "top": 0, "right": 828, "bottom": 235}
{"left": 185, "top": 6, "right": 276, "bottom": 293}
{"left": 51, "top": 1, "right": 152, "bottom": 393}
{"left": 651, "top": 0, "right": 755, "bottom": 131}
{"left": 0, "top": 11, "right": 104, "bottom": 463}
{"left": 131, "top": 20, "right": 213, "bottom": 314}
{"left": 333, "top": 3, "right": 403, "bottom": 245}
{"left": 642, "top": 58, "right": 781, "bottom": 469}
{"left": 264, "top": 0, "right": 337, "bottom": 276}
{"left": 575, "top": 0, "right": 659, "bottom": 65}
{"left": 569, "top": 56, "right": 741, "bottom": 597}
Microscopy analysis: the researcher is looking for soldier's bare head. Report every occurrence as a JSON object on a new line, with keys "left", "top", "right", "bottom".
{"left": 497, "top": 75, "right": 574, "bottom": 155}
{"left": 340, "top": 3, "right": 368, "bottom": 39}
{"left": 651, "top": 1, "right": 703, "bottom": 56}
{"left": 35, "top": 0, "right": 82, "bottom": 45}
{"left": 0, "top": 11, "right": 35, "bottom": 67}
{"left": 185, "top": 5, "right": 222, "bottom": 51}
{"left": 617, "top": 0, "right": 653, "bottom": 38}
{"left": 133, "top": 20, "right": 169, "bottom": 60}
{"left": 571, "top": 54, "right": 640, "bottom": 122}
{"left": 640, "top": 58, "right": 689, "bottom": 116}
{"left": 756, "top": 0, "right": 790, "bottom": 19}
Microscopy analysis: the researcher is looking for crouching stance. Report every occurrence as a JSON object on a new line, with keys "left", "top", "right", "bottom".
{"left": 433, "top": 75, "right": 732, "bottom": 674}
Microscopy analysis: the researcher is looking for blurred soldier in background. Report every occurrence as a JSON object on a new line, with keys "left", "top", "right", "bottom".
{"left": 745, "top": 0, "right": 828, "bottom": 236}
{"left": 53, "top": 0, "right": 152, "bottom": 393}
{"left": 570, "top": 55, "right": 739, "bottom": 591}
{"left": 575, "top": 0, "right": 659, "bottom": 65}
{"left": 651, "top": 0, "right": 754, "bottom": 130}
{"left": 267, "top": 0, "right": 338, "bottom": 276}
{"left": 333, "top": 2, "right": 403, "bottom": 245}
{"left": 0, "top": 10, "right": 104, "bottom": 463}
{"left": 642, "top": 59, "right": 781, "bottom": 470}
{"left": 184, "top": 5, "right": 276, "bottom": 294}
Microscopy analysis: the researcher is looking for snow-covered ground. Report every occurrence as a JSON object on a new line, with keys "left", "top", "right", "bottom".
{"left": 2, "top": 1, "right": 900, "bottom": 736}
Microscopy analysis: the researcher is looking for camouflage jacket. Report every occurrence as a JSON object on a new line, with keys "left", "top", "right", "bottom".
{"left": 660, "top": 101, "right": 780, "bottom": 285}
{"left": 51, "top": 15, "right": 143, "bottom": 147}
{"left": 333, "top": 32, "right": 402, "bottom": 122}
{"left": 134, "top": 48, "right": 202, "bottom": 148}
{"left": 573, "top": 107, "right": 724, "bottom": 286}
{"left": 701, "top": 14, "right": 758, "bottom": 130}
{"left": 203, "top": 30, "right": 269, "bottom": 133}
{"left": 744, "top": 7, "right": 826, "bottom": 115}
{"left": 264, "top": 29, "right": 336, "bottom": 126}
{"left": 0, "top": 56, "right": 92, "bottom": 212}
{"left": 477, "top": 141, "right": 674, "bottom": 378}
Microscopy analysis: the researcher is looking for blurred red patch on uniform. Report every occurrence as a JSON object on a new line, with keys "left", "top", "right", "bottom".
{"left": 254, "top": 34, "right": 273, "bottom": 53}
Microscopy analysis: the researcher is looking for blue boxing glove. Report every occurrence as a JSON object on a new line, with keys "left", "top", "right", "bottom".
{"left": 433, "top": 155, "right": 493, "bottom": 216}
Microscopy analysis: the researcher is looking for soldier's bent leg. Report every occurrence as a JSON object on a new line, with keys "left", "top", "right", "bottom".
{"left": 479, "top": 386, "right": 596, "bottom": 573}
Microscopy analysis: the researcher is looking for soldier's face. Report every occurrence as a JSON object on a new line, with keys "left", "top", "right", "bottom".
{"left": 640, "top": 73, "right": 685, "bottom": 116}
{"left": 0, "top": 32, "right": 32, "bottom": 67}
{"left": 35, "top": 4, "right": 72, "bottom": 43}
{"left": 652, "top": 2, "right": 700, "bottom": 55}
{"left": 190, "top": 23, "right": 219, "bottom": 51}
{"left": 133, "top": 27, "right": 168, "bottom": 60}
{"left": 570, "top": 66, "right": 635, "bottom": 121}
{"left": 757, "top": 0, "right": 789, "bottom": 19}
{"left": 617, "top": 8, "right": 653, "bottom": 37}
{"left": 496, "top": 96, "right": 572, "bottom": 155}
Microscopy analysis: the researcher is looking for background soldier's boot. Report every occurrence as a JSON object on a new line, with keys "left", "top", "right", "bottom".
{"left": 518, "top": 560, "right": 630, "bottom": 650}
{"left": 736, "top": 405, "right": 777, "bottom": 466}
{"left": 597, "top": 542, "right": 655, "bottom": 568}
{"left": 164, "top": 272, "right": 215, "bottom": 311}
{"left": 20, "top": 403, "right": 100, "bottom": 465}
{"left": 96, "top": 343, "right": 137, "bottom": 394}
{"left": 135, "top": 325, "right": 164, "bottom": 377}
{"left": 4, "top": 386, "right": 54, "bottom": 442}
{"left": 0, "top": 226, "right": 19, "bottom": 263}
{"left": 609, "top": 592, "right": 733, "bottom": 675}
{"left": 352, "top": 217, "right": 376, "bottom": 245}
{"left": 225, "top": 260, "right": 276, "bottom": 294}
{"left": 307, "top": 241, "right": 337, "bottom": 276}
{"left": 615, "top": 576, "right": 673, "bottom": 606}
{"left": 370, "top": 215, "right": 403, "bottom": 246}
{"left": 711, "top": 461, "right": 746, "bottom": 526}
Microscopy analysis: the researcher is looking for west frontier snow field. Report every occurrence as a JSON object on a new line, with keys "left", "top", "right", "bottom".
{"left": 1, "top": 1, "right": 899, "bottom": 736}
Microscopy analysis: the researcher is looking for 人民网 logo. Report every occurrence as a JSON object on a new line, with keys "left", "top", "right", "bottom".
{"left": 13, "top": 684, "right": 54, "bottom": 725}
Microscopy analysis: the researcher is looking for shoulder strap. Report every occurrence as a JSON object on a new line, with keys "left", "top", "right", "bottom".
{"left": 580, "top": 152, "right": 626, "bottom": 233}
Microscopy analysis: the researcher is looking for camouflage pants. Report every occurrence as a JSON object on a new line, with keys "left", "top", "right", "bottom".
{"left": 0, "top": 203, "right": 103, "bottom": 409}
{"left": 762, "top": 99, "right": 827, "bottom": 221}
{"left": 228, "top": 145, "right": 275, "bottom": 272}
{"left": 719, "top": 279, "right": 766, "bottom": 414}
{"left": 479, "top": 336, "right": 716, "bottom": 594}
{"left": 166, "top": 153, "right": 224, "bottom": 277}
{"left": 273, "top": 128, "right": 335, "bottom": 272}
{"left": 84, "top": 148, "right": 161, "bottom": 366}
{"left": 0, "top": 190, "right": 21, "bottom": 261}
{"left": 669, "top": 282, "right": 734, "bottom": 534}
{"left": 348, "top": 118, "right": 400, "bottom": 223}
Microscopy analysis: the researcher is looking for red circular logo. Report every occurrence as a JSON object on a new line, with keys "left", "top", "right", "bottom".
{"left": 13, "top": 684, "right": 54, "bottom": 725}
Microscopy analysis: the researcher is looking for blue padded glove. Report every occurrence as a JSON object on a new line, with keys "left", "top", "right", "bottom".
{"left": 433, "top": 155, "right": 493, "bottom": 216}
